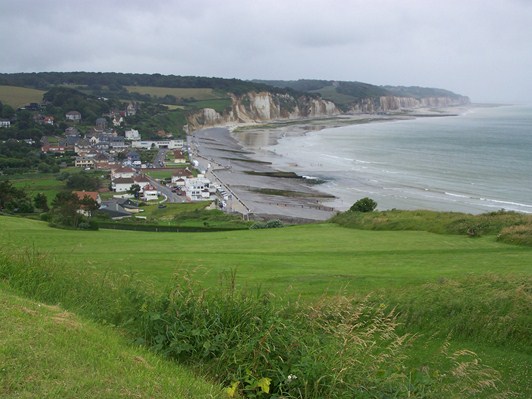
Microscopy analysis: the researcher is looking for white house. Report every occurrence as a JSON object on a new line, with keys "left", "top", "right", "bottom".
{"left": 112, "top": 166, "right": 136, "bottom": 179}
{"left": 0, "top": 119, "right": 11, "bottom": 128}
{"left": 66, "top": 111, "right": 82, "bottom": 122}
{"left": 125, "top": 129, "right": 141, "bottom": 140}
{"left": 184, "top": 176, "right": 211, "bottom": 201}
{"left": 112, "top": 177, "right": 135, "bottom": 192}
{"left": 142, "top": 185, "right": 158, "bottom": 201}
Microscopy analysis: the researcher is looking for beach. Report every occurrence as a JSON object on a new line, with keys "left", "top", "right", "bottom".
{"left": 189, "top": 104, "right": 532, "bottom": 219}
{"left": 190, "top": 126, "right": 338, "bottom": 222}
{"left": 189, "top": 112, "right": 443, "bottom": 221}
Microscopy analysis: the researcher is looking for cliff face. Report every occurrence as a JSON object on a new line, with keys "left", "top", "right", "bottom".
{"left": 187, "top": 92, "right": 340, "bottom": 130}
{"left": 348, "top": 95, "right": 470, "bottom": 113}
{"left": 187, "top": 91, "right": 470, "bottom": 130}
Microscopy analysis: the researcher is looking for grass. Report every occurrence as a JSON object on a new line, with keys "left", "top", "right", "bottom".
{"left": 125, "top": 86, "right": 221, "bottom": 100}
{"left": 0, "top": 85, "right": 45, "bottom": 108}
{"left": 0, "top": 283, "right": 221, "bottom": 398}
{"left": 0, "top": 216, "right": 529, "bottom": 299}
{"left": 0, "top": 249, "right": 516, "bottom": 398}
{"left": 10, "top": 173, "right": 66, "bottom": 203}
{"left": 0, "top": 216, "right": 530, "bottom": 397}
{"left": 331, "top": 209, "right": 532, "bottom": 244}
{"left": 188, "top": 98, "right": 233, "bottom": 113}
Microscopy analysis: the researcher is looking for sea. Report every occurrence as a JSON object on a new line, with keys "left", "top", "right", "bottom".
{"left": 245, "top": 104, "right": 532, "bottom": 214}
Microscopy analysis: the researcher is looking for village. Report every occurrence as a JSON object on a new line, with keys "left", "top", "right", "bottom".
{"left": 33, "top": 105, "right": 230, "bottom": 220}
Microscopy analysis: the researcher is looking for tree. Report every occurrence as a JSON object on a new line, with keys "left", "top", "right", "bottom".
{"left": 0, "top": 180, "right": 33, "bottom": 213}
{"left": 128, "top": 184, "right": 141, "bottom": 199}
{"left": 34, "top": 192, "right": 49, "bottom": 211}
{"left": 66, "top": 172, "right": 100, "bottom": 191}
{"left": 50, "top": 191, "right": 82, "bottom": 227}
{"left": 349, "top": 197, "right": 377, "bottom": 213}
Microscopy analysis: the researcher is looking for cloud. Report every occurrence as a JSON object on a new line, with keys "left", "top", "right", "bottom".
{"left": 0, "top": 0, "right": 531, "bottom": 102}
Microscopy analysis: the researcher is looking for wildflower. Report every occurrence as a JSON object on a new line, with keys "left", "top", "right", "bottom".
{"left": 287, "top": 374, "right": 298, "bottom": 382}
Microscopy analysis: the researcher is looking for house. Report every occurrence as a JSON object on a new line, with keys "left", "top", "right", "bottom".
{"left": 142, "top": 184, "right": 159, "bottom": 201}
{"left": 65, "top": 127, "right": 80, "bottom": 136}
{"left": 171, "top": 168, "right": 194, "bottom": 183}
{"left": 126, "top": 103, "right": 137, "bottom": 116}
{"left": 98, "top": 198, "right": 140, "bottom": 219}
{"left": 124, "top": 129, "right": 140, "bottom": 141}
{"left": 43, "top": 116, "right": 54, "bottom": 125}
{"left": 95, "top": 117, "right": 107, "bottom": 131}
{"left": 112, "top": 166, "right": 136, "bottom": 179}
{"left": 133, "top": 174, "right": 150, "bottom": 188}
{"left": 112, "top": 177, "right": 135, "bottom": 192}
{"left": 73, "top": 191, "right": 102, "bottom": 205}
{"left": 75, "top": 156, "right": 95, "bottom": 168}
{"left": 66, "top": 111, "right": 82, "bottom": 122}
{"left": 73, "top": 191, "right": 102, "bottom": 217}
{"left": 112, "top": 115, "right": 124, "bottom": 127}
{"left": 184, "top": 176, "right": 211, "bottom": 201}
{"left": 173, "top": 149, "right": 186, "bottom": 163}
{"left": 0, "top": 119, "right": 11, "bottom": 128}
{"left": 41, "top": 144, "right": 66, "bottom": 154}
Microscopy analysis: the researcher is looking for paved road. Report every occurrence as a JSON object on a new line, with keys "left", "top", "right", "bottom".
{"left": 147, "top": 176, "right": 185, "bottom": 203}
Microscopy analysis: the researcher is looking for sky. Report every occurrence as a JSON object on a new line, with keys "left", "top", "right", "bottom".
{"left": 1, "top": 0, "right": 531, "bottom": 103}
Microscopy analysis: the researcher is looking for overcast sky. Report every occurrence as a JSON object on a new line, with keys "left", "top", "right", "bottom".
{"left": 1, "top": 0, "right": 531, "bottom": 103}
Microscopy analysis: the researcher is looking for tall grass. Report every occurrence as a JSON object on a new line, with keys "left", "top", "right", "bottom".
{"left": 390, "top": 275, "right": 532, "bottom": 349}
{"left": 0, "top": 249, "right": 512, "bottom": 398}
{"left": 331, "top": 209, "right": 532, "bottom": 244}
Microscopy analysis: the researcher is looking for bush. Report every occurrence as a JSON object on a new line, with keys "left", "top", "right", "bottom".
{"left": 250, "top": 219, "right": 284, "bottom": 229}
{"left": 349, "top": 197, "right": 377, "bottom": 213}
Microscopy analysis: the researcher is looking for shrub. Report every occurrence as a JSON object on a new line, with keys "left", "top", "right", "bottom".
{"left": 250, "top": 219, "right": 284, "bottom": 229}
{"left": 349, "top": 197, "right": 377, "bottom": 213}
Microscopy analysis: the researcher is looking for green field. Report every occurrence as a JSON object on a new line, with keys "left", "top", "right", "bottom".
{"left": 125, "top": 86, "right": 222, "bottom": 100}
{"left": 11, "top": 173, "right": 67, "bottom": 203}
{"left": 1, "top": 216, "right": 530, "bottom": 397}
{"left": 1, "top": 217, "right": 529, "bottom": 295}
{"left": 0, "top": 284, "right": 221, "bottom": 398}
{"left": 0, "top": 85, "right": 45, "bottom": 108}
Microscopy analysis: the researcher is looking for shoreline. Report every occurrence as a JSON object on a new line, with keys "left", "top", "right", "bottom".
{"left": 190, "top": 107, "right": 471, "bottom": 221}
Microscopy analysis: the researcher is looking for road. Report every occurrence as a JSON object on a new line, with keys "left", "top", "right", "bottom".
{"left": 147, "top": 176, "right": 185, "bottom": 203}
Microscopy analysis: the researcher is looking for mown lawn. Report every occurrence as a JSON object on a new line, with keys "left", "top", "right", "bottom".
{"left": 1, "top": 217, "right": 529, "bottom": 296}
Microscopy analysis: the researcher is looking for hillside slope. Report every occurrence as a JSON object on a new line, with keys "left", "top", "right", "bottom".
{"left": 0, "top": 284, "right": 221, "bottom": 398}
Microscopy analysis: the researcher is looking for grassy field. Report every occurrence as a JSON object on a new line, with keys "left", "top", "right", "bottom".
{"left": 10, "top": 173, "right": 67, "bottom": 203}
{"left": 1, "top": 217, "right": 529, "bottom": 295}
{"left": 0, "top": 216, "right": 530, "bottom": 397}
{"left": 125, "top": 86, "right": 222, "bottom": 100}
{"left": 0, "top": 85, "right": 45, "bottom": 108}
{"left": 0, "top": 283, "right": 221, "bottom": 398}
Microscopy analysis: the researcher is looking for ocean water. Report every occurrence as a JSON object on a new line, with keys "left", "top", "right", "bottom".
{"left": 256, "top": 105, "right": 532, "bottom": 214}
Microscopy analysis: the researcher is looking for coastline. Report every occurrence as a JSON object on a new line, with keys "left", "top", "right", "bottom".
{"left": 190, "top": 107, "right": 470, "bottom": 221}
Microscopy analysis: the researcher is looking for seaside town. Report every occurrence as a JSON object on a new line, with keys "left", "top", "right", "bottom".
{"left": 2, "top": 100, "right": 233, "bottom": 221}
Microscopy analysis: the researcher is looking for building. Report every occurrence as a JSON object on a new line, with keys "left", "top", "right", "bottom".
{"left": 0, "top": 119, "right": 11, "bottom": 128}
{"left": 173, "top": 149, "right": 186, "bottom": 163}
{"left": 125, "top": 129, "right": 140, "bottom": 141}
{"left": 75, "top": 157, "right": 95, "bottom": 168}
{"left": 142, "top": 185, "right": 158, "bottom": 201}
{"left": 66, "top": 111, "right": 82, "bottom": 122}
